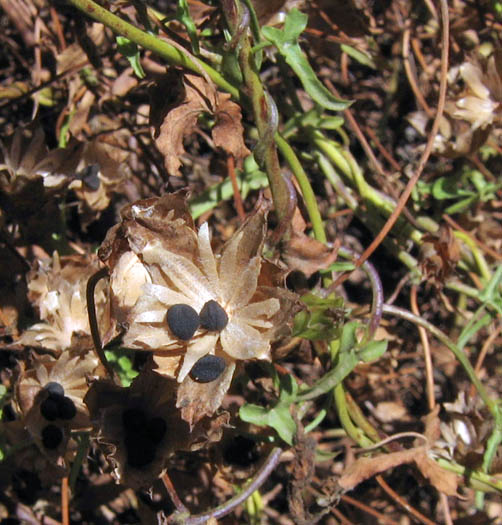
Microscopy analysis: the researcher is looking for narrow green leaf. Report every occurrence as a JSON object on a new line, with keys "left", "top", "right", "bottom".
{"left": 262, "top": 9, "right": 351, "bottom": 111}
{"left": 176, "top": 0, "right": 200, "bottom": 55}
{"left": 116, "top": 36, "right": 145, "bottom": 79}
{"left": 340, "top": 44, "right": 377, "bottom": 69}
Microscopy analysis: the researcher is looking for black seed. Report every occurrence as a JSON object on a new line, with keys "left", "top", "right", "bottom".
{"left": 40, "top": 397, "right": 60, "bottom": 421}
{"left": 122, "top": 408, "right": 147, "bottom": 433}
{"left": 44, "top": 382, "right": 64, "bottom": 397}
{"left": 166, "top": 304, "right": 200, "bottom": 341}
{"left": 189, "top": 355, "right": 226, "bottom": 383}
{"left": 147, "top": 417, "right": 166, "bottom": 444}
{"left": 81, "top": 164, "right": 100, "bottom": 190}
{"left": 58, "top": 396, "right": 77, "bottom": 420}
{"left": 125, "top": 434, "right": 156, "bottom": 468}
{"left": 199, "top": 300, "right": 228, "bottom": 332}
{"left": 41, "top": 424, "right": 63, "bottom": 450}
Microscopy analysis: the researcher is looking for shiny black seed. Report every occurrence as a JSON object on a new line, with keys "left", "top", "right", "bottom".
{"left": 189, "top": 355, "right": 226, "bottom": 383}
{"left": 122, "top": 408, "right": 147, "bottom": 433}
{"left": 44, "top": 382, "right": 64, "bottom": 397}
{"left": 81, "top": 164, "right": 100, "bottom": 190}
{"left": 199, "top": 300, "right": 228, "bottom": 332}
{"left": 41, "top": 424, "right": 63, "bottom": 450}
{"left": 40, "top": 397, "right": 60, "bottom": 421}
{"left": 167, "top": 304, "right": 200, "bottom": 341}
{"left": 147, "top": 417, "right": 167, "bottom": 444}
{"left": 125, "top": 434, "right": 156, "bottom": 468}
{"left": 57, "top": 396, "right": 76, "bottom": 420}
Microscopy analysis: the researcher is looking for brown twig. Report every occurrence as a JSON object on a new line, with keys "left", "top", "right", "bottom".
{"left": 341, "top": 494, "right": 401, "bottom": 525}
{"left": 376, "top": 475, "right": 437, "bottom": 525}
{"left": 162, "top": 472, "right": 189, "bottom": 514}
{"left": 61, "top": 476, "right": 69, "bottom": 525}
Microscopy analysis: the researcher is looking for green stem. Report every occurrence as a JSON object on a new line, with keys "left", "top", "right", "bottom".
{"left": 275, "top": 133, "right": 326, "bottom": 243}
{"left": 65, "top": 0, "right": 240, "bottom": 99}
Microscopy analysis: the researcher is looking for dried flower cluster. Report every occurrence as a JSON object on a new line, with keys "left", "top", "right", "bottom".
{"left": 6, "top": 191, "right": 297, "bottom": 489}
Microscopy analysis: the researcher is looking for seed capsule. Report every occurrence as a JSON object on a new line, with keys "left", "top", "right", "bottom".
{"left": 189, "top": 355, "right": 226, "bottom": 383}
{"left": 167, "top": 304, "right": 200, "bottom": 341}
{"left": 199, "top": 300, "right": 228, "bottom": 332}
{"left": 41, "top": 424, "right": 63, "bottom": 450}
{"left": 44, "top": 382, "right": 65, "bottom": 397}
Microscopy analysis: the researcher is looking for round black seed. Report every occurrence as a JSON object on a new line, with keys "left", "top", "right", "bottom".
{"left": 189, "top": 355, "right": 226, "bottom": 383}
{"left": 57, "top": 396, "right": 77, "bottom": 420}
{"left": 125, "top": 434, "right": 156, "bottom": 468}
{"left": 81, "top": 164, "right": 100, "bottom": 190}
{"left": 166, "top": 304, "right": 200, "bottom": 341}
{"left": 122, "top": 408, "right": 147, "bottom": 434}
{"left": 41, "top": 424, "right": 63, "bottom": 450}
{"left": 199, "top": 300, "right": 228, "bottom": 332}
{"left": 44, "top": 382, "right": 65, "bottom": 397}
{"left": 147, "top": 417, "right": 167, "bottom": 444}
{"left": 40, "top": 397, "right": 60, "bottom": 421}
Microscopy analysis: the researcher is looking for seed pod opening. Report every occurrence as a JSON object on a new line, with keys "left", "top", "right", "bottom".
{"left": 41, "top": 424, "right": 63, "bottom": 450}
{"left": 166, "top": 304, "right": 200, "bottom": 341}
{"left": 124, "top": 434, "right": 156, "bottom": 468}
{"left": 199, "top": 300, "right": 228, "bottom": 332}
{"left": 122, "top": 408, "right": 147, "bottom": 433}
{"left": 147, "top": 417, "right": 167, "bottom": 444}
{"left": 189, "top": 355, "right": 226, "bottom": 383}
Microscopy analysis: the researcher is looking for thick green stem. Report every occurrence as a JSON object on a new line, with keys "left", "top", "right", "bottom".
{"left": 65, "top": 0, "right": 240, "bottom": 99}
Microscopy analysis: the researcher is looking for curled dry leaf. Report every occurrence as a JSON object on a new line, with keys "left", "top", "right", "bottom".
{"left": 338, "top": 406, "right": 458, "bottom": 496}
{"left": 18, "top": 252, "right": 111, "bottom": 352}
{"left": 99, "top": 192, "right": 299, "bottom": 426}
{"left": 151, "top": 70, "right": 249, "bottom": 176}
{"left": 84, "top": 367, "right": 229, "bottom": 490}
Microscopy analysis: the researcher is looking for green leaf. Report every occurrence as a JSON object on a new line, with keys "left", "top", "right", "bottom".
{"left": 432, "top": 175, "right": 472, "bottom": 200}
{"left": 239, "top": 374, "right": 298, "bottom": 445}
{"left": 340, "top": 44, "right": 377, "bottom": 69}
{"left": 262, "top": 9, "right": 351, "bottom": 111}
{"left": 357, "top": 340, "right": 387, "bottom": 362}
{"left": 116, "top": 36, "right": 145, "bottom": 79}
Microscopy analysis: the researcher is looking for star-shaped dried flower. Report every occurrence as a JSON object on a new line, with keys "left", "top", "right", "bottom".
{"left": 99, "top": 193, "right": 298, "bottom": 424}
{"left": 16, "top": 350, "right": 99, "bottom": 465}
{"left": 18, "top": 252, "right": 111, "bottom": 353}
{"left": 84, "top": 367, "right": 228, "bottom": 490}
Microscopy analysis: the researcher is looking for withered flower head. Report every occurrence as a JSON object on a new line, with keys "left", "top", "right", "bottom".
{"left": 16, "top": 350, "right": 99, "bottom": 464}
{"left": 100, "top": 193, "right": 298, "bottom": 424}
{"left": 84, "top": 368, "right": 228, "bottom": 490}
{"left": 18, "top": 252, "right": 110, "bottom": 352}
{"left": 0, "top": 126, "right": 80, "bottom": 194}
{"left": 69, "top": 139, "right": 129, "bottom": 219}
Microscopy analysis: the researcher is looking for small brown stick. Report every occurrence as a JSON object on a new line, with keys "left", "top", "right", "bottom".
{"left": 439, "top": 492, "right": 454, "bottom": 525}
{"left": 470, "top": 324, "right": 502, "bottom": 400}
{"left": 341, "top": 494, "right": 400, "bottom": 525}
{"left": 49, "top": 6, "right": 66, "bottom": 51}
{"left": 364, "top": 126, "right": 401, "bottom": 172}
{"left": 332, "top": 0, "right": 450, "bottom": 288}
{"left": 331, "top": 506, "right": 354, "bottom": 525}
{"left": 61, "top": 476, "right": 69, "bottom": 525}
{"left": 227, "top": 154, "right": 246, "bottom": 222}
{"left": 376, "top": 475, "right": 437, "bottom": 525}
{"left": 86, "top": 267, "right": 116, "bottom": 381}
{"left": 162, "top": 472, "right": 188, "bottom": 514}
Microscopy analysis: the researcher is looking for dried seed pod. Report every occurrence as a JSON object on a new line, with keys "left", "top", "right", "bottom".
{"left": 147, "top": 417, "right": 167, "bottom": 444}
{"left": 199, "top": 300, "right": 228, "bottom": 332}
{"left": 44, "top": 382, "right": 65, "bottom": 397}
{"left": 166, "top": 304, "right": 200, "bottom": 341}
{"left": 57, "top": 396, "right": 77, "bottom": 420}
{"left": 189, "top": 355, "right": 226, "bottom": 383}
{"left": 41, "top": 424, "right": 63, "bottom": 449}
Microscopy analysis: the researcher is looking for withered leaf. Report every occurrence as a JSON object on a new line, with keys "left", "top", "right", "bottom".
{"left": 151, "top": 71, "right": 249, "bottom": 176}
